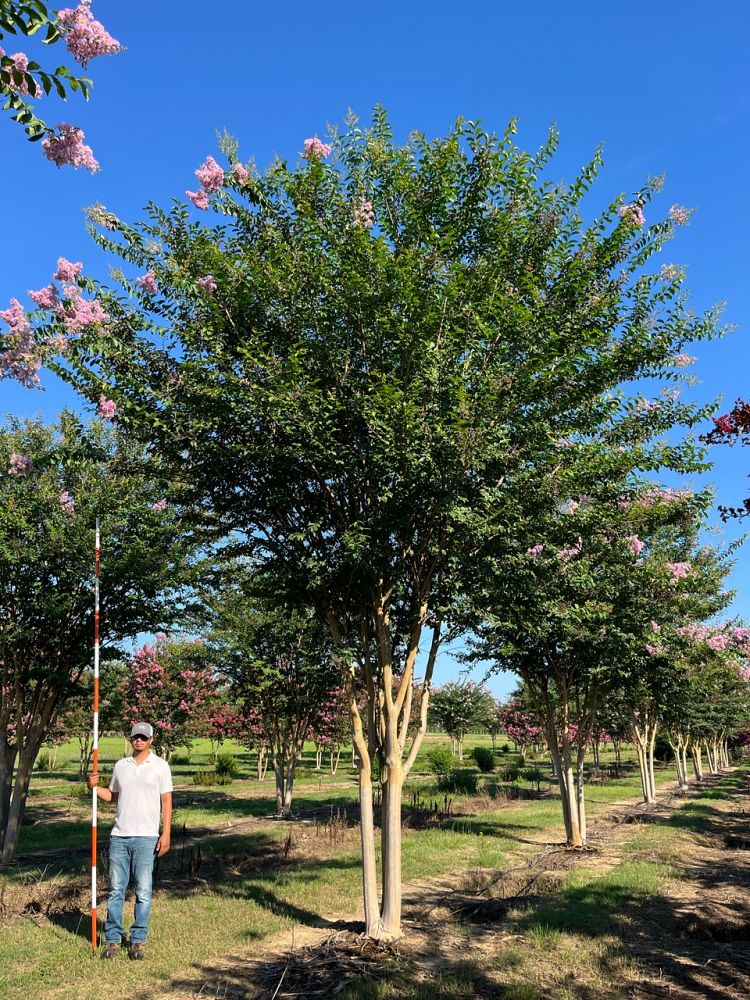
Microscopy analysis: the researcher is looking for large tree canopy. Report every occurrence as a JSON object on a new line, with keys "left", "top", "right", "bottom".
{"left": 9, "top": 110, "right": 725, "bottom": 937}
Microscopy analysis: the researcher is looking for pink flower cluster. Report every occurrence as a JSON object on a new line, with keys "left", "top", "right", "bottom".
{"left": 62, "top": 294, "right": 109, "bottom": 333}
{"left": 29, "top": 285, "right": 59, "bottom": 310}
{"left": 197, "top": 274, "right": 217, "bottom": 293}
{"left": 0, "top": 50, "right": 41, "bottom": 97}
{"left": 303, "top": 136, "right": 332, "bottom": 159}
{"left": 668, "top": 204, "right": 690, "bottom": 226}
{"left": 42, "top": 123, "right": 99, "bottom": 172}
{"left": 59, "top": 490, "right": 75, "bottom": 512}
{"left": 671, "top": 353, "right": 695, "bottom": 368}
{"left": 97, "top": 396, "right": 117, "bottom": 419}
{"left": 136, "top": 270, "right": 158, "bottom": 296}
{"left": 231, "top": 162, "right": 249, "bottom": 185}
{"left": 634, "top": 486, "right": 691, "bottom": 509}
{"left": 353, "top": 199, "right": 375, "bottom": 228}
{"left": 666, "top": 561, "right": 691, "bottom": 583}
{"left": 152, "top": 498, "right": 167, "bottom": 512}
{"left": 0, "top": 298, "right": 40, "bottom": 387}
{"left": 627, "top": 534, "right": 645, "bottom": 556}
{"left": 187, "top": 155, "right": 227, "bottom": 210}
{"left": 54, "top": 258, "right": 84, "bottom": 282}
{"left": 57, "top": 2, "right": 122, "bottom": 68}
{"left": 645, "top": 643, "right": 662, "bottom": 658}
{"left": 526, "top": 543, "right": 545, "bottom": 558}
{"left": 8, "top": 453, "right": 34, "bottom": 475}
{"left": 619, "top": 202, "right": 645, "bottom": 226}
{"left": 557, "top": 539, "right": 582, "bottom": 562}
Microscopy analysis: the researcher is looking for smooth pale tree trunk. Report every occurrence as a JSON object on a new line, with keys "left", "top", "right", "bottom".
{"left": 691, "top": 743, "right": 704, "bottom": 781}
{"left": 272, "top": 754, "right": 298, "bottom": 819}
{"left": 720, "top": 740, "right": 730, "bottom": 769}
{"left": 315, "top": 745, "right": 324, "bottom": 770}
{"left": 257, "top": 747, "right": 269, "bottom": 781}
{"left": 1, "top": 749, "right": 35, "bottom": 864}
{"left": 329, "top": 606, "right": 441, "bottom": 941}
{"left": 329, "top": 748, "right": 340, "bottom": 775}
{"left": 633, "top": 713, "right": 658, "bottom": 804}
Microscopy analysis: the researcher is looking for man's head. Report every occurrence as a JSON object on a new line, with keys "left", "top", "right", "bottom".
{"left": 130, "top": 722, "right": 154, "bottom": 749}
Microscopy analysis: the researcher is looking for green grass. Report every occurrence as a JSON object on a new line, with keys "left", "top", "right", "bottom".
{"left": 5, "top": 736, "right": 745, "bottom": 1000}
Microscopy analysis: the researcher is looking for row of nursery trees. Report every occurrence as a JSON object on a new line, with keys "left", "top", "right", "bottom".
{"left": 2, "top": 112, "right": 750, "bottom": 939}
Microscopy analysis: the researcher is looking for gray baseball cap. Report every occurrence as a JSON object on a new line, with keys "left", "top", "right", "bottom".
{"left": 130, "top": 722, "right": 153, "bottom": 739}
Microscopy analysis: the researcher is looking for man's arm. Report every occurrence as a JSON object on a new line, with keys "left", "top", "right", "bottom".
{"left": 87, "top": 773, "right": 119, "bottom": 805}
{"left": 156, "top": 792, "right": 172, "bottom": 856}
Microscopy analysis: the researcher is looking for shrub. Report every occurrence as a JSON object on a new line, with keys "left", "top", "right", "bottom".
{"left": 500, "top": 743, "right": 510, "bottom": 754}
{"left": 193, "top": 769, "right": 233, "bottom": 786}
{"left": 472, "top": 746, "right": 495, "bottom": 773}
{"left": 426, "top": 746, "right": 455, "bottom": 780}
{"left": 438, "top": 767, "right": 478, "bottom": 795}
{"left": 215, "top": 753, "right": 238, "bottom": 777}
{"left": 171, "top": 749, "right": 191, "bottom": 765}
{"left": 500, "top": 765, "right": 520, "bottom": 783}
{"left": 34, "top": 749, "right": 52, "bottom": 771}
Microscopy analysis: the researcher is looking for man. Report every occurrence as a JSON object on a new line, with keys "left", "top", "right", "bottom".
{"left": 88, "top": 722, "right": 173, "bottom": 959}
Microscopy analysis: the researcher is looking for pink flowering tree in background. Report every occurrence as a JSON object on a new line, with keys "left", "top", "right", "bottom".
{"left": 121, "top": 637, "right": 219, "bottom": 761}
{"left": 311, "top": 686, "right": 350, "bottom": 774}
{"left": 0, "top": 2, "right": 120, "bottom": 164}
{"left": 497, "top": 695, "right": 544, "bottom": 759}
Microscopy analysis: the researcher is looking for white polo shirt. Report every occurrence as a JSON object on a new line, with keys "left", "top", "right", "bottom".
{"left": 109, "top": 751, "right": 173, "bottom": 837}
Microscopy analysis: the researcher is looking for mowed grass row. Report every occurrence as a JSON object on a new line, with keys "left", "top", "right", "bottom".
{"left": 0, "top": 734, "right": 693, "bottom": 1000}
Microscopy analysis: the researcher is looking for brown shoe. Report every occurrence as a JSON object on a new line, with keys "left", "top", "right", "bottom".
{"left": 129, "top": 942, "right": 146, "bottom": 960}
{"left": 101, "top": 942, "right": 121, "bottom": 959}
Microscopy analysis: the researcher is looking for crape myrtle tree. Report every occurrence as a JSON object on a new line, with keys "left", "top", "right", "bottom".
{"left": 12, "top": 110, "right": 724, "bottom": 936}
{"left": 430, "top": 681, "right": 495, "bottom": 759}
{"left": 204, "top": 583, "right": 340, "bottom": 818}
{"left": 0, "top": 2, "right": 121, "bottom": 166}
{"left": 498, "top": 691, "right": 545, "bottom": 759}
{"left": 121, "top": 636, "right": 220, "bottom": 760}
{"left": 0, "top": 414, "right": 198, "bottom": 863}
{"left": 465, "top": 486, "right": 723, "bottom": 846}
{"left": 703, "top": 401, "right": 750, "bottom": 518}
{"left": 616, "top": 522, "right": 735, "bottom": 803}
{"left": 57, "top": 659, "right": 127, "bottom": 778}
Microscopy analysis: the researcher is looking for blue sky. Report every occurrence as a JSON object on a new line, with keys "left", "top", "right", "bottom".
{"left": 1, "top": 1, "right": 749, "bottom": 697}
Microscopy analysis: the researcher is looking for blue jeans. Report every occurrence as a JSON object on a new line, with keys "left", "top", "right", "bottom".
{"left": 105, "top": 836, "right": 158, "bottom": 944}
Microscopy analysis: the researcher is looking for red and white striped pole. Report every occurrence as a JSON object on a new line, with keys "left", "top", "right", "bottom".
{"left": 91, "top": 518, "right": 101, "bottom": 951}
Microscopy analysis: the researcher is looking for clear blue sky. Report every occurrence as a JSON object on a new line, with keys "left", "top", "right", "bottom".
{"left": 1, "top": 1, "right": 748, "bottom": 696}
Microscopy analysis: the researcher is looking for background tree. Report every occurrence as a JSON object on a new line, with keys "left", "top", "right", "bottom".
{"left": 430, "top": 682, "right": 495, "bottom": 759}
{"left": 0, "top": 1, "right": 120, "bottom": 164}
{"left": 15, "top": 112, "right": 724, "bottom": 937}
{"left": 121, "top": 636, "right": 219, "bottom": 761}
{"left": 0, "top": 413, "right": 199, "bottom": 863}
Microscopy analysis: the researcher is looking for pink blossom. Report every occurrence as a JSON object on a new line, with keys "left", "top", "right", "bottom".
{"left": 0, "top": 299, "right": 30, "bottom": 334}
{"left": 659, "top": 263, "right": 682, "bottom": 282}
{"left": 152, "top": 498, "right": 167, "bottom": 512}
{"left": 43, "top": 124, "right": 99, "bottom": 171}
{"left": 636, "top": 398, "right": 659, "bottom": 412}
{"left": 557, "top": 539, "right": 582, "bottom": 563}
{"left": 54, "top": 258, "right": 84, "bottom": 283}
{"left": 45, "top": 333, "right": 70, "bottom": 355}
{"left": 526, "top": 543, "right": 544, "bottom": 558}
{"left": 231, "top": 162, "right": 249, "bottom": 184}
{"left": 59, "top": 490, "right": 75, "bottom": 512}
{"left": 627, "top": 534, "right": 645, "bottom": 556}
{"left": 96, "top": 396, "right": 117, "bottom": 419}
{"left": 668, "top": 204, "right": 690, "bottom": 226}
{"left": 28, "top": 285, "right": 59, "bottom": 310}
{"left": 87, "top": 202, "right": 118, "bottom": 230}
{"left": 1, "top": 51, "right": 41, "bottom": 97}
{"left": 645, "top": 643, "right": 662, "bottom": 658}
{"left": 195, "top": 155, "right": 225, "bottom": 193}
{"left": 62, "top": 296, "right": 108, "bottom": 333}
{"left": 136, "top": 270, "right": 158, "bottom": 296}
{"left": 197, "top": 275, "right": 217, "bottom": 293}
{"left": 57, "top": 2, "right": 122, "bottom": 67}
{"left": 706, "top": 634, "right": 728, "bottom": 651}
{"left": 353, "top": 199, "right": 375, "bottom": 228}
{"left": 666, "top": 561, "right": 691, "bottom": 582}
{"left": 671, "top": 353, "right": 695, "bottom": 367}
{"left": 303, "top": 136, "right": 332, "bottom": 159}
{"left": 9, "top": 453, "right": 34, "bottom": 475}
{"left": 619, "top": 202, "right": 645, "bottom": 226}
{"left": 186, "top": 189, "right": 209, "bottom": 210}
{"left": 650, "top": 621, "right": 661, "bottom": 633}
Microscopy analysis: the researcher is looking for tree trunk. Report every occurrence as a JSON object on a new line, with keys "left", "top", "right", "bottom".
{"left": 1, "top": 749, "right": 35, "bottom": 864}
{"left": 691, "top": 743, "right": 703, "bottom": 781}
{"left": 330, "top": 748, "right": 340, "bottom": 776}
{"left": 315, "top": 745, "right": 324, "bottom": 770}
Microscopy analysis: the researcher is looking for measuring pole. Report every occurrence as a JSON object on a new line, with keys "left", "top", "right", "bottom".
{"left": 91, "top": 518, "right": 101, "bottom": 951}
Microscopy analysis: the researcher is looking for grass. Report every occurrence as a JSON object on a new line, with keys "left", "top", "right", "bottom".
{"left": 3, "top": 737, "right": 745, "bottom": 1000}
